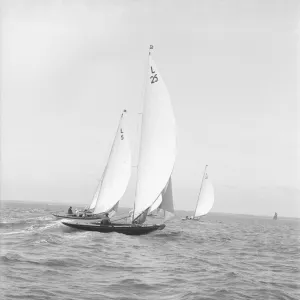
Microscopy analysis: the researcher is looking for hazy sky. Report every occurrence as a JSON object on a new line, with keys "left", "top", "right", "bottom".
{"left": 1, "top": 0, "right": 299, "bottom": 217}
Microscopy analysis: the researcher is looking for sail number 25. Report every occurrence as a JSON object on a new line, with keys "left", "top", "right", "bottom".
{"left": 150, "top": 66, "right": 158, "bottom": 84}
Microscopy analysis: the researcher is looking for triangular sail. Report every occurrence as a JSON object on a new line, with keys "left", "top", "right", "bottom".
{"left": 148, "top": 177, "right": 175, "bottom": 218}
{"left": 93, "top": 110, "right": 132, "bottom": 214}
{"left": 133, "top": 48, "right": 176, "bottom": 222}
{"left": 108, "top": 202, "right": 119, "bottom": 218}
{"left": 158, "top": 177, "right": 175, "bottom": 221}
{"left": 134, "top": 208, "right": 149, "bottom": 224}
{"left": 194, "top": 166, "right": 214, "bottom": 217}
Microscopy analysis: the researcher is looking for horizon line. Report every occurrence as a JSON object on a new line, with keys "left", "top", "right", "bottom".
{"left": 1, "top": 199, "right": 299, "bottom": 220}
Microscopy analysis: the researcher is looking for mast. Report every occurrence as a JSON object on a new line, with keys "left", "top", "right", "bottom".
{"left": 194, "top": 165, "right": 208, "bottom": 217}
{"left": 132, "top": 45, "right": 153, "bottom": 222}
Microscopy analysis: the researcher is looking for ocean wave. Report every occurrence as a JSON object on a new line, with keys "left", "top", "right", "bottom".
{"left": 1, "top": 203, "right": 300, "bottom": 300}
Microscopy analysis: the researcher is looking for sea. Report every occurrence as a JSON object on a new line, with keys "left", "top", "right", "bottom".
{"left": 1, "top": 200, "right": 299, "bottom": 300}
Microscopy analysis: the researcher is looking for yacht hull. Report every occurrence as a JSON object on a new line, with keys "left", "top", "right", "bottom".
{"left": 62, "top": 221, "right": 165, "bottom": 235}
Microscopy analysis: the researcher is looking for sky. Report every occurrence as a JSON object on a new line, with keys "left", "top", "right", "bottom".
{"left": 1, "top": 0, "right": 299, "bottom": 217}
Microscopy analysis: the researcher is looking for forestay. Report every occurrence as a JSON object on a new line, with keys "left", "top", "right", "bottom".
{"left": 93, "top": 111, "right": 132, "bottom": 214}
{"left": 133, "top": 50, "right": 176, "bottom": 221}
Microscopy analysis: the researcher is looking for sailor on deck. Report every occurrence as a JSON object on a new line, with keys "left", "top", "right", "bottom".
{"left": 101, "top": 213, "right": 111, "bottom": 225}
{"left": 68, "top": 206, "right": 73, "bottom": 215}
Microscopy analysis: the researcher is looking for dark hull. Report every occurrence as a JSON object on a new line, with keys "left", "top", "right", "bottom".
{"left": 62, "top": 221, "right": 166, "bottom": 235}
{"left": 52, "top": 214, "right": 103, "bottom": 220}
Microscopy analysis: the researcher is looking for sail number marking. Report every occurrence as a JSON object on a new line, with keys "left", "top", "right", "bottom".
{"left": 150, "top": 66, "right": 158, "bottom": 84}
{"left": 120, "top": 129, "right": 124, "bottom": 140}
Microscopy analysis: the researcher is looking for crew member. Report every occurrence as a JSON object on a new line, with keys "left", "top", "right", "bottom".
{"left": 101, "top": 213, "right": 111, "bottom": 225}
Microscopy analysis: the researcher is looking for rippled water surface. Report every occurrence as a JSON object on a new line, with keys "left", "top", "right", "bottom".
{"left": 1, "top": 201, "right": 299, "bottom": 300}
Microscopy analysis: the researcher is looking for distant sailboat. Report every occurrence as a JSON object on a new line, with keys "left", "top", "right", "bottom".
{"left": 273, "top": 212, "right": 278, "bottom": 220}
{"left": 63, "top": 45, "right": 176, "bottom": 234}
{"left": 54, "top": 110, "right": 131, "bottom": 221}
{"left": 182, "top": 165, "right": 214, "bottom": 220}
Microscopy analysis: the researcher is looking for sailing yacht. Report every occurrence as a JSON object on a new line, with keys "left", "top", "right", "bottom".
{"left": 182, "top": 165, "right": 214, "bottom": 220}
{"left": 53, "top": 110, "right": 132, "bottom": 221}
{"left": 63, "top": 45, "right": 176, "bottom": 235}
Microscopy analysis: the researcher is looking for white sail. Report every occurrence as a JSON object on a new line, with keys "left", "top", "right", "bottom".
{"left": 194, "top": 168, "right": 214, "bottom": 217}
{"left": 134, "top": 208, "right": 149, "bottom": 224}
{"left": 148, "top": 195, "right": 162, "bottom": 214}
{"left": 108, "top": 202, "right": 119, "bottom": 218}
{"left": 89, "top": 179, "right": 103, "bottom": 210}
{"left": 133, "top": 49, "right": 176, "bottom": 222}
{"left": 93, "top": 111, "right": 132, "bottom": 214}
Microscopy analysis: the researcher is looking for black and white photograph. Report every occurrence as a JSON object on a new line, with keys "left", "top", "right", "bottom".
{"left": 1, "top": 0, "right": 299, "bottom": 299}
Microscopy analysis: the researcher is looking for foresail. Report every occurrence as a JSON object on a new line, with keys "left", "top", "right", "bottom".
{"left": 108, "top": 201, "right": 119, "bottom": 218}
{"left": 194, "top": 172, "right": 214, "bottom": 217}
{"left": 158, "top": 177, "right": 175, "bottom": 220}
{"left": 134, "top": 208, "right": 149, "bottom": 224}
{"left": 93, "top": 111, "right": 132, "bottom": 214}
{"left": 133, "top": 51, "right": 176, "bottom": 221}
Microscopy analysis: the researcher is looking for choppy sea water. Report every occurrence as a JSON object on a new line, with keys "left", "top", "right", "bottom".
{"left": 1, "top": 201, "right": 299, "bottom": 300}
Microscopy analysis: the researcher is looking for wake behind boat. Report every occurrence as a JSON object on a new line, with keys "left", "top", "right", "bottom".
{"left": 62, "top": 45, "right": 176, "bottom": 235}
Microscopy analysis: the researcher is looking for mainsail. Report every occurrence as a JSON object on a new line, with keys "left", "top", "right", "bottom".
{"left": 133, "top": 46, "right": 176, "bottom": 222}
{"left": 194, "top": 165, "right": 214, "bottom": 217}
{"left": 93, "top": 110, "right": 132, "bottom": 214}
